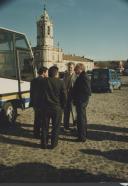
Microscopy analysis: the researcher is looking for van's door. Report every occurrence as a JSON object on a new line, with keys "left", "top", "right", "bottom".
{"left": 16, "top": 49, "right": 34, "bottom": 108}
{"left": 15, "top": 32, "right": 34, "bottom": 108}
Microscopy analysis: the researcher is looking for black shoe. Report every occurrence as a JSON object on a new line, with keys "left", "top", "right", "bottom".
{"left": 41, "top": 143, "right": 47, "bottom": 149}
{"left": 33, "top": 130, "right": 40, "bottom": 139}
{"left": 73, "top": 120, "right": 77, "bottom": 126}
{"left": 41, "top": 139, "right": 47, "bottom": 149}
{"left": 34, "top": 134, "right": 40, "bottom": 139}
{"left": 78, "top": 137, "right": 86, "bottom": 142}
{"left": 51, "top": 141, "right": 58, "bottom": 149}
{"left": 64, "top": 124, "right": 70, "bottom": 130}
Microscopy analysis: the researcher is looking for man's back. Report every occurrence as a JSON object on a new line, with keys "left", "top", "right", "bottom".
{"left": 30, "top": 76, "right": 43, "bottom": 108}
{"left": 42, "top": 77, "right": 67, "bottom": 109}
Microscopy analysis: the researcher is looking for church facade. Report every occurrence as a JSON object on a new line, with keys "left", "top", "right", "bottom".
{"left": 33, "top": 6, "right": 94, "bottom": 72}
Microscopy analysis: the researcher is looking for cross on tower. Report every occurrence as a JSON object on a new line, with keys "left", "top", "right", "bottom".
{"left": 42, "top": 0, "right": 47, "bottom": 10}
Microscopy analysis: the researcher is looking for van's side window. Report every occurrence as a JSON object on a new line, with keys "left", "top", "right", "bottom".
{"left": 93, "top": 71, "right": 99, "bottom": 80}
{"left": 15, "top": 34, "right": 29, "bottom": 49}
{"left": 18, "top": 50, "right": 34, "bottom": 81}
{"left": 15, "top": 33, "right": 34, "bottom": 82}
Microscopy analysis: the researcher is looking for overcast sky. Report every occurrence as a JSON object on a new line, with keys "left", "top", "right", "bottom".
{"left": 0, "top": 0, "right": 128, "bottom": 61}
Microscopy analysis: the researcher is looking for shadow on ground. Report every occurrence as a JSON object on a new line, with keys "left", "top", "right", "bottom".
{"left": 88, "top": 124, "right": 128, "bottom": 133}
{"left": 0, "top": 122, "right": 128, "bottom": 148}
{"left": 87, "top": 130, "right": 128, "bottom": 142}
{"left": 80, "top": 149, "right": 128, "bottom": 164}
{"left": 0, "top": 122, "right": 40, "bottom": 148}
{"left": 0, "top": 162, "right": 125, "bottom": 182}
{"left": 87, "top": 123, "right": 128, "bottom": 142}
{"left": 60, "top": 124, "right": 128, "bottom": 143}
{"left": 0, "top": 122, "right": 33, "bottom": 138}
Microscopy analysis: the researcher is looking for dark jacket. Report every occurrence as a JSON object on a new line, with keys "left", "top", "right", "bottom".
{"left": 72, "top": 71, "right": 91, "bottom": 102}
{"left": 40, "top": 77, "right": 67, "bottom": 110}
{"left": 30, "top": 76, "right": 44, "bottom": 108}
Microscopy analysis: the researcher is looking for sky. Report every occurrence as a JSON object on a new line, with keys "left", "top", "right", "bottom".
{"left": 0, "top": 0, "right": 128, "bottom": 61}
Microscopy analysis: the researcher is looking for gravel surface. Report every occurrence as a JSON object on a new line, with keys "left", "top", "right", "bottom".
{"left": 0, "top": 76, "right": 128, "bottom": 183}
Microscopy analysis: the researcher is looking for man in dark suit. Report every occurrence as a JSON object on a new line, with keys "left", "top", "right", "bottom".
{"left": 40, "top": 66, "right": 67, "bottom": 149}
{"left": 30, "top": 67, "right": 48, "bottom": 138}
{"left": 72, "top": 63, "right": 91, "bottom": 142}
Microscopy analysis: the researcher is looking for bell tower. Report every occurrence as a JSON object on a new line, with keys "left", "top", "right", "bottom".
{"left": 34, "top": 2, "right": 63, "bottom": 69}
{"left": 37, "top": 5, "right": 53, "bottom": 48}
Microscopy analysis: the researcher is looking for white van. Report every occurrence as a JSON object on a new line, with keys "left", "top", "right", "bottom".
{"left": 0, "top": 27, "right": 36, "bottom": 123}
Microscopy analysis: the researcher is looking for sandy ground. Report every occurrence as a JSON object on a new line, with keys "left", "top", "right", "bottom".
{"left": 0, "top": 76, "right": 128, "bottom": 183}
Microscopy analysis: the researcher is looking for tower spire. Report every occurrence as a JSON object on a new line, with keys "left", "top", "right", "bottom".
{"left": 43, "top": 0, "right": 47, "bottom": 11}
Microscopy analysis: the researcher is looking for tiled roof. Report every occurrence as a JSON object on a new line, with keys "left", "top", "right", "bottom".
{"left": 63, "top": 54, "right": 93, "bottom": 62}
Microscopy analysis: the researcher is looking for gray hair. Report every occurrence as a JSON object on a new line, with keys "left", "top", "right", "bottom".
{"left": 74, "top": 63, "right": 85, "bottom": 71}
{"left": 67, "top": 62, "right": 75, "bottom": 66}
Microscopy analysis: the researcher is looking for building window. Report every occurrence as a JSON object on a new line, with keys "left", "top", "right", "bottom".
{"left": 48, "top": 26, "right": 50, "bottom": 35}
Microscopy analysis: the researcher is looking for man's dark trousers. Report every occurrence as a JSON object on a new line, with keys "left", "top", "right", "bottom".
{"left": 75, "top": 98, "right": 89, "bottom": 141}
{"left": 64, "top": 92, "right": 72, "bottom": 129}
{"left": 33, "top": 108, "right": 42, "bottom": 137}
{"left": 41, "top": 106, "right": 62, "bottom": 148}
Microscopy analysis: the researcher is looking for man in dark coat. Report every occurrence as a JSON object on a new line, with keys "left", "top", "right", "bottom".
{"left": 40, "top": 66, "right": 67, "bottom": 149}
{"left": 30, "top": 67, "right": 48, "bottom": 138}
{"left": 72, "top": 63, "right": 91, "bottom": 142}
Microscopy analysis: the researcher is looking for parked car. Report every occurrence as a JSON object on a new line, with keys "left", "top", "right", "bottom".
{"left": 91, "top": 68, "right": 121, "bottom": 93}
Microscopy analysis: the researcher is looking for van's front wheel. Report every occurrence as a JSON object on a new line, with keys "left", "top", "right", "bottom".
{"left": 1, "top": 102, "right": 17, "bottom": 124}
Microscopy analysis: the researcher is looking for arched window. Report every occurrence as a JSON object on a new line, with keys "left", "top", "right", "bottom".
{"left": 48, "top": 26, "right": 50, "bottom": 35}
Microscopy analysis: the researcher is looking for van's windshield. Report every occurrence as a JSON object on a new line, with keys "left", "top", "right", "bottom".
{"left": 0, "top": 30, "right": 16, "bottom": 79}
{"left": 93, "top": 70, "right": 108, "bottom": 80}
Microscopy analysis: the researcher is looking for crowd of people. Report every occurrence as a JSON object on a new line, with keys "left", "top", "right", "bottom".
{"left": 30, "top": 62, "right": 91, "bottom": 149}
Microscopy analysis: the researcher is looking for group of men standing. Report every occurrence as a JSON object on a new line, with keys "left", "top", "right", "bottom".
{"left": 30, "top": 62, "right": 91, "bottom": 149}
